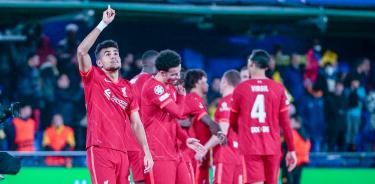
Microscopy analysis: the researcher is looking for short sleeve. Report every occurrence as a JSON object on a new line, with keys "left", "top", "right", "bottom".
{"left": 80, "top": 66, "right": 95, "bottom": 84}
{"left": 147, "top": 83, "right": 174, "bottom": 109}
{"left": 279, "top": 87, "right": 290, "bottom": 113}
{"left": 126, "top": 86, "right": 140, "bottom": 116}
{"left": 231, "top": 86, "right": 241, "bottom": 113}
{"left": 183, "top": 96, "right": 207, "bottom": 120}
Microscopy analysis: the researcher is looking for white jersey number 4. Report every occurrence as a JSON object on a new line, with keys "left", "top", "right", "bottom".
{"left": 251, "top": 94, "right": 266, "bottom": 123}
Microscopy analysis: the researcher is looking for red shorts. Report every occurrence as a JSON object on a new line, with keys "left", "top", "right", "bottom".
{"left": 128, "top": 150, "right": 144, "bottom": 182}
{"left": 213, "top": 163, "right": 243, "bottom": 184}
{"left": 145, "top": 159, "right": 192, "bottom": 184}
{"left": 243, "top": 154, "right": 281, "bottom": 184}
{"left": 194, "top": 156, "right": 210, "bottom": 184}
{"left": 87, "top": 146, "right": 129, "bottom": 184}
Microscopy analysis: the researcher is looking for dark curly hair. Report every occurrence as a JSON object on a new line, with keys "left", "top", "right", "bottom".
{"left": 155, "top": 49, "right": 181, "bottom": 72}
{"left": 184, "top": 69, "right": 207, "bottom": 92}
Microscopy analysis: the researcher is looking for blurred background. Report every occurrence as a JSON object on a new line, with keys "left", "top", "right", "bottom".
{"left": 0, "top": 0, "right": 374, "bottom": 183}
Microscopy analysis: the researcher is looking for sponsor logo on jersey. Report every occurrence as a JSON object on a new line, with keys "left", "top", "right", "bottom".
{"left": 104, "top": 88, "right": 128, "bottom": 110}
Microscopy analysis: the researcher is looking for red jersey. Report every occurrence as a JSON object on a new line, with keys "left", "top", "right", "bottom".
{"left": 130, "top": 72, "right": 152, "bottom": 110}
{"left": 231, "top": 79, "right": 294, "bottom": 155}
{"left": 141, "top": 77, "right": 188, "bottom": 161}
{"left": 81, "top": 66, "right": 138, "bottom": 152}
{"left": 183, "top": 92, "right": 210, "bottom": 144}
{"left": 127, "top": 72, "right": 152, "bottom": 151}
{"left": 213, "top": 94, "right": 241, "bottom": 164}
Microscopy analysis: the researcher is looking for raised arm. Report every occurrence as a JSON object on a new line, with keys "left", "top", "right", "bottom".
{"left": 77, "top": 6, "right": 115, "bottom": 72}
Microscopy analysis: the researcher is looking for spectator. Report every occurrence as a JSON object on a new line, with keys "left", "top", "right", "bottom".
{"left": 11, "top": 104, "right": 36, "bottom": 151}
{"left": 54, "top": 74, "right": 80, "bottom": 126}
{"left": 0, "top": 128, "right": 6, "bottom": 150}
{"left": 207, "top": 77, "right": 221, "bottom": 105}
{"left": 324, "top": 80, "right": 347, "bottom": 152}
{"left": 304, "top": 39, "right": 322, "bottom": 85}
{"left": 281, "top": 54, "right": 305, "bottom": 111}
{"left": 40, "top": 55, "right": 59, "bottom": 131}
{"left": 282, "top": 115, "right": 311, "bottom": 184}
{"left": 346, "top": 77, "right": 365, "bottom": 151}
{"left": 301, "top": 78, "right": 325, "bottom": 152}
{"left": 120, "top": 53, "right": 134, "bottom": 79}
{"left": 16, "top": 52, "right": 42, "bottom": 108}
{"left": 42, "top": 113, "right": 75, "bottom": 167}
{"left": 34, "top": 23, "right": 55, "bottom": 66}
{"left": 57, "top": 23, "right": 80, "bottom": 61}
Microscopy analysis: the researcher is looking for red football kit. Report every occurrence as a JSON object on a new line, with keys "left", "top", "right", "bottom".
{"left": 230, "top": 79, "right": 295, "bottom": 184}
{"left": 126, "top": 72, "right": 152, "bottom": 182}
{"left": 213, "top": 94, "right": 243, "bottom": 184}
{"left": 141, "top": 77, "right": 193, "bottom": 184}
{"left": 81, "top": 66, "right": 139, "bottom": 184}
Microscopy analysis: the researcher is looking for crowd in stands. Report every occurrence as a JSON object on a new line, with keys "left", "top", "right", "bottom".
{"left": 0, "top": 23, "right": 374, "bottom": 157}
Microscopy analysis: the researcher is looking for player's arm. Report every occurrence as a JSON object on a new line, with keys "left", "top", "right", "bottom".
{"left": 178, "top": 118, "right": 192, "bottom": 128}
{"left": 199, "top": 115, "right": 226, "bottom": 144}
{"left": 77, "top": 6, "right": 115, "bottom": 73}
{"left": 161, "top": 85, "right": 186, "bottom": 118}
{"left": 130, "top": 111, "right": 153, "bottom": 173}
{"left": 195, "top": 115, "right": 230, "bottom": 162}
{"left": 279, "top": 90, "right": 297, "bottom": 172}
{"left": 229, "top": 88, "right": 241, "bottom": 133}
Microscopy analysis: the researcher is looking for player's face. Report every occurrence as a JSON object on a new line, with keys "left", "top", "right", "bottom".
{"left": 98, "top": 47, "right": 121, "bottom": 71}
{"left": 240, "top": 70, "right": 249, "bottom": 81}
{"left": 163, "top": 64, "right": 181, "bottom": 85}
{"left": 198, "top": 76, "right": 209, "bottom": 94}
{"left": 219, "top": 77, "right": 227, "bottom": 95}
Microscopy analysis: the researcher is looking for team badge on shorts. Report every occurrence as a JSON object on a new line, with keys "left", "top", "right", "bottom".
{"left": 154, "top": 85, "right": 164, "bottom": 95}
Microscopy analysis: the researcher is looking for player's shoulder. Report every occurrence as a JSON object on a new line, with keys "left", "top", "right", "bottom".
{"left": 233, "top": 80, "right": 251, "bottom": 93}
{"left": 143, "top": 78, "right": 166, "bottom": 95}
{"left": 130, "top": 72, "right": 151, "bottom": 84}
{"left": 267, "top": 79, "right": 286, "bottom": 92}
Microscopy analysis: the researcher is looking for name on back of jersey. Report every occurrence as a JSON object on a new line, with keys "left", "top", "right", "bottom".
{"left": 251, "top": 85, "right": 269, "bottom": 92}
{"left": 250, "top": 126, "right": 270, "bottom": 134}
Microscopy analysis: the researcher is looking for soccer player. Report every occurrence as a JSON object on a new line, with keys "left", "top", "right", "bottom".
{"left": 77, "top": 6, "right": 153, "bottom": 184}
{"left": 141, "top": 50, "right": 206, "bottom": 184}
{"left": 196, "top": 69, "right": 243, "bottom": 184}
{"left": 230, "top": 49, "right": 297, "bottom": 184}
{"left": 183, "top": 69, "right": 226, "bottom": 184}
{"left": 128, "top": 50, "right": 159, "bottom": 184}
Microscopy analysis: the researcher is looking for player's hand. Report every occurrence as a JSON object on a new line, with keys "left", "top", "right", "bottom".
{"left": 194, "top": 149, "right": 208, "bottom": 163}
{"left": 143, "top": 151, "right": 154, "bottom": 173}
{"left": 216, "top": 132, "right": 227, "bottom": 145}
{"left": 176, "top": 85, "right": 186, "bottom": 96}
{"left": 102, "top": 5, "right": 115, "bottom": 25}
{"left": 186, "top": 138, "right": 206, "bottom": 155}
{"left": 286, "top": 151, "right": 297, "bottom": 172}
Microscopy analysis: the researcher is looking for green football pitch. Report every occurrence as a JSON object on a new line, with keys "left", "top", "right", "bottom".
{"left": 2, "top": 167, "right": 375, "bottom": 184}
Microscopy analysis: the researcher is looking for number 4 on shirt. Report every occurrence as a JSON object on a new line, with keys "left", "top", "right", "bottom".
{"left": 251, "top": 94, "right": 266, "bottom": 123}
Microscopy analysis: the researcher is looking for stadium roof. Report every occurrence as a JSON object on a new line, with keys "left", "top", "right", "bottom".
{"left": 0, "top": 1, "right": 375, "bottom": 37}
